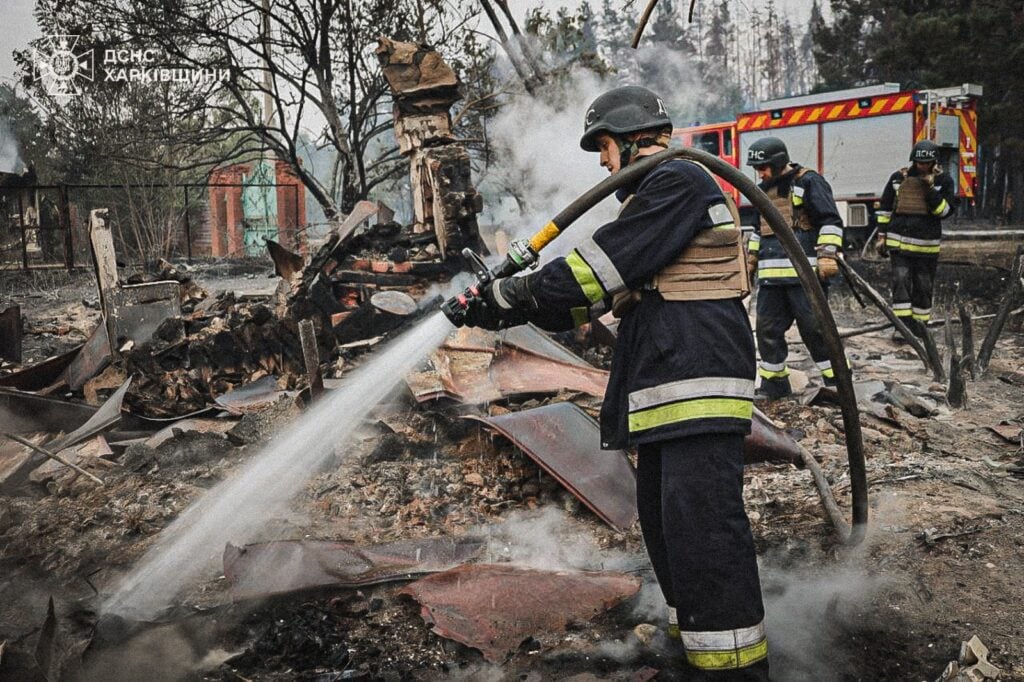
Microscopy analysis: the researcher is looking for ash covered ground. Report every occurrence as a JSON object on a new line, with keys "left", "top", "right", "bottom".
{"left": 1, "top": 249, "right": 1023, "bottom": 682}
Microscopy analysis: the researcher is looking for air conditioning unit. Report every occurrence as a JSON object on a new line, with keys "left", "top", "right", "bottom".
{"left": 845, "top": 202, "right": 869, "bottom": 228}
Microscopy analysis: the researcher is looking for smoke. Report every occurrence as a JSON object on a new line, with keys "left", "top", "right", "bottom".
{"left": 761, "top": 561, "right": 885, "bottom": 681}
{"left": 475, "top": 500, "right": 890, "bottom": 678}
{"left": 478, "top": 44, "right": 726, "bottom": 262}
{"left": 757, "top": 494, "right": 914, "bottom": 679}
{"left": 480, "top": 68, "right": 613, "bottom": 259}
{"left": 80, "top": 623, "right": 229, "bottom": 681}
{"left": 0, "top": 118, "right": 24, "bottom": 175}
{"left": 477, "top": 506, "right": 640, "bottom": 573}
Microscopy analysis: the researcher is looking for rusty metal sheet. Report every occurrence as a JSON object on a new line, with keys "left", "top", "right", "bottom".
{"left": 44, "top": 377, "right": 131, "bottom": 454}
{"left": 0, "top": 389, "right": 97, "bottom": 432}
{"left": 223, "top": 536, "right": 485, "bottom": 599}
{"left": 498, "top": 324, "right": 591, "bottom": 368}
{"left": 213, "top": 375, "right": 295, "bottom": 415}
{"left": 63, "top": 323, "right": 111, "bottom": 391}
{"left": 0, "top": 345, "right": 81, "bottom": 391}
{"left": 401, "top": 564, "right": 641, "bottom": 663}
{"left": 407, "top": 334, "right": 608, "bottom": 405}
{"left": 988, "top": 423, "right": 1023, "bottom": 443}
{"left": 0, "top": 304, "right": 22, "bottom": 363}
{"left": 746, "top": 408, "right": 803, "bottom": 465}
{"left": 465, "top": 402, "right": 636, "bottom": 531}
{"left": 491, "top": 348, "right": 607, "bottom": 398}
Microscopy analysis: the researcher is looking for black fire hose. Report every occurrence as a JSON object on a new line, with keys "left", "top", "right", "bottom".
{"left": 678, "top": 148, "right": 866, "bottom": 544}
{"left": 533, "top": 148, "right": 868, "bottom": 544}
{"left": 445, "top": 147, "right": 868, "bottom": 544}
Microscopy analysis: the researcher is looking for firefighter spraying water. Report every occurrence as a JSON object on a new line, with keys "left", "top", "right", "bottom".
{"left": 442, "top": 85, "right": 868, "bottom": 678}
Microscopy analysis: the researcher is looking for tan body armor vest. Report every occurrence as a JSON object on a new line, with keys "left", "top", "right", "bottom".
{"left": 893, "top": 167, "right": 938, "bottom": 216}
{"left": 611, "top": 162, "right": 749, "bottom": 317}
{"left": 761, "top": 168, "right": 811, "bottom": 236}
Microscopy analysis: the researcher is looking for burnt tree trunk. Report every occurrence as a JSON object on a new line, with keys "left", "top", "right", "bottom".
{"left": 958, "top": 301, "right": 977, "bottom": 380}
{"left": 944, "top": 307, "right": 967, "bottom": 409}
{"left": 978, "top": 246, "right": 1024, "bottom": 372}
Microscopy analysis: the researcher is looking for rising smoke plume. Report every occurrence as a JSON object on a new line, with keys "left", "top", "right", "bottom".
{"left": 478, "top": 44, "right": 733, "bottom": 262}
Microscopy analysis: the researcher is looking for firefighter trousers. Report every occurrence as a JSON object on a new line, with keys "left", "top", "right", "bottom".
{"left": 755, "top": 284, "right": 835, "bottom": 399}
{"left": 890, "top": 252, "right": 938, "bottom": 330}
{"left": 637, "top": 434, "right": 769, "bottom": 680}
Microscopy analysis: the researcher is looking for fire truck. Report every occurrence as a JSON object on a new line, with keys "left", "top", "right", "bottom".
{"left": 673, "top": 83, "right": 982, "bottom": 243}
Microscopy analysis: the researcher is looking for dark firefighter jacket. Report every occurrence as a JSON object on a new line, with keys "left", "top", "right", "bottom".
{"left": 876, "top": 165, "right": 956, "bottom": 258}
{"left": 517, "top": 159, "right": 756, "bottom": 450}
{"left": 747, "top": 164, "right": 844, "bottom": 287}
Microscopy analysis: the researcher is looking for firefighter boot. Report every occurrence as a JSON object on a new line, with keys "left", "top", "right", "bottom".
{"left": 906, "top": 318, "right": 929, "bottom": 341}
{"left": 755, "top": 376, "right": 791, "bottom": 401}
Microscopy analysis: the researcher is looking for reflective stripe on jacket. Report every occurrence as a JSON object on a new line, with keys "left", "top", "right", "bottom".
{"left": 752, "top": 165, "right": 843, "bottom": 286}
{"left": 878, "top": 167, "right": 956, "bottom": 258}
{"left": 521, "top": 159, "right": 756, "bottom": 449}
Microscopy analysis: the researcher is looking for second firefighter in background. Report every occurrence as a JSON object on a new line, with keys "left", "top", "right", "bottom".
{"left": 745, "top": 136, "right": 844, "bottom": 400}
{"left": 875, "top": 139, "right": 956, "bottom": 335}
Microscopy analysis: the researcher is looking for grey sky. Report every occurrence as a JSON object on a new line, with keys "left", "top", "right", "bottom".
{"left": 0, "top": 0, "right": 41, "bottom": 85}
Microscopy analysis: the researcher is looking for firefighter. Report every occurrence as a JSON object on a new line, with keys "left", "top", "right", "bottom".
{"left": 875, "top": 140, "right": 956, "bottom": 336}
{"left": 745, "top": 136, "right": 844, "bottom": 400}
{"left": 457, "top": 85, "right": 769, "bottom": 680}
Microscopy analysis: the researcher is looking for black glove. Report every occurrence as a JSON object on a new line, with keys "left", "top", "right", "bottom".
{"left": 462, "top": 298, "right": 509, "bottom": 330}
{"left": 462, "top": 277, "right": 534, "bottom": 330}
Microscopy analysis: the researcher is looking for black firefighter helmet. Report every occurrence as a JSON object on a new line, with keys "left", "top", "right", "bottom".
{"left": 579, "top": 85, "right": 673, "bottom": 152}
{"left": 910, "top": 139, "right": 940, "bottom": 164}
{"left": 746, "top": 136, "right": 790, "bottom": 172}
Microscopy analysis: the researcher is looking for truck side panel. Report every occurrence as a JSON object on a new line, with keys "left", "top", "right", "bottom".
{"left": 821, "top": 113, "right": 912, "bottom": 199}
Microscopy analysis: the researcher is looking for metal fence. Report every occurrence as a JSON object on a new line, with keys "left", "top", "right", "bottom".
{"left": 0, "top": 182, "right": 304, "bottom": 270}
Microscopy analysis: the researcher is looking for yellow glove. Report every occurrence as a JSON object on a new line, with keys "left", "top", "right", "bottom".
{"left": 817, "top": 256, "right": 839, "bottom": 280}
{"left": 746, "top": 253, "right": 758, "bottom": 286}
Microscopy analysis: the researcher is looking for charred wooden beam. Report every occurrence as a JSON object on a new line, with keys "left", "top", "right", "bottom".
{"left": 945, "top": 307, "right": 967, "bottom": 408}
{"left": 916, "top": 322, "right": 946, "bottom": 384}
{"left": 266, "top": 239, "right": 305, "bottom": 281}
{"left": 958, "top": 301, "right": 977, "bottom": 380}
{"left": 298, "top": 319, "right": 324, "bottom": 401}
{"left": 376, "top": 38, "right": 483, "bottom": 259}
{"left": 835, "top": 258, "right": 940, "bottom": 379}
{"left": 978, "top": 245, "right": 1024, "bottom": 373}
{"left": 4, "top": 432, "right": 105, "bottom": 486}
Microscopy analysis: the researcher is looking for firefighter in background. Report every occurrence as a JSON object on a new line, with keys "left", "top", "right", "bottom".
{"left": 745, "top": 136, "right": 844, "bottom": 400}
{"left": 456, "top": 85, "right": 769, "bottom": 680}
{"left": 875, "top": 140, "right": 955, "bottom": 335}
